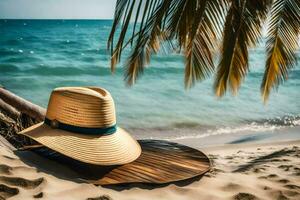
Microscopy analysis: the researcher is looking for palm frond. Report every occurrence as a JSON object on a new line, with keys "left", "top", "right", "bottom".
{"left": 183, "top": 0, "right": 227, "bottom": 88}
{"left": 261, "top": 0, "right": 300, "bottom": 102}
{"left": 214, "top": 0, "right": 271, "bottom": 96}
{"left": 108, "top": 0, "right": 172, "bottom": 84}
{"left": 108, "top": 0, "right": 132, "bottom": 72}
{"left": 124, "top": 0, "right": 173, "bottom": 85}
{"left": 108, "top": 0, "right": 227, "bottom": 86}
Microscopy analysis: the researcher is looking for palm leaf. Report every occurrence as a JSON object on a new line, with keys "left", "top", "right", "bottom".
{"left": 183, "top": 0, "right": 227, "bottom": 88}
{"left": 108, "top": 0, "right": 171, "bottom": 84}
{"left": 214, "top": 0, "right": 271, "bottom": 96}
{"left": 124, "top": 0, "right": 173, "bottom": 85}
{"left": 112, "top": 0, "right": 139, "bottom": 73}
{"left": 261, "top": 0, "right": 300, "bottom": 102}
{"left": 108, "top": 0, "right": 227, "bottom": 86}
{"left": 107, "top": 0, "right": 132, "bottom": 72}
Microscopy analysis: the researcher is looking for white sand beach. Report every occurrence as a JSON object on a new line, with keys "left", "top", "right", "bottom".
{"left": 1, "top": 134, "right": 299, "bottom": 200}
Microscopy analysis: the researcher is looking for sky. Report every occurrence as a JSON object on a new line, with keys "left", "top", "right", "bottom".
{"left": 0, "top": 0, "right": 117, "bottom": 19}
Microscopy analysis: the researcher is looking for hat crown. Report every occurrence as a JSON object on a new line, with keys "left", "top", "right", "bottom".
{"left": 46, "top": 87, "right": 116, "bottom": 128}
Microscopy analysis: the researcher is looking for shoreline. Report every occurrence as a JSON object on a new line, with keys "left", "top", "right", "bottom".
{"left": 131, "top": 125, "right": 300, "bottom": 149}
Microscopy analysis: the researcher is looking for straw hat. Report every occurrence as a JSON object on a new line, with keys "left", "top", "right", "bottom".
{"left": 19, "top": 87, "right": 141, "bottom": 165}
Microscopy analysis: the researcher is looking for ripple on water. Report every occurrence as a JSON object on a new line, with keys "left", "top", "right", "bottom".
{"left": 0, "top": 63, "right": 20, "bottom": 73}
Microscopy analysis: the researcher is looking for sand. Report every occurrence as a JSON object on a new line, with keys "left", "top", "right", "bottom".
{"left": 0, "top": 135, "right": 299, "bottom": 200}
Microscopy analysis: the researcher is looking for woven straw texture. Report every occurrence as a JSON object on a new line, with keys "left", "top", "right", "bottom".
{"left": 19, "top": 87, "right": 141, "bottom": 165}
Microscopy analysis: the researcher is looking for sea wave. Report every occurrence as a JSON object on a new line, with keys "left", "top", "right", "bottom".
{"left": 0, "top": 63, "right": 20, "bottom": 72}
{"left": 144, "top": 115, "right": 300, "bottom": 141}
{"left": 3, "top": 39, "right": 23, "bottom": 46}
{"left": 1, "top": 65, "right": 188, "bottom": 76}
{"left": 0, "top": 49, "right": 20, "bottom": 56}
{"left": 249, "top": 115, "right": 300, "bottom": 127}
{"left": 1, "top": 56, "right": 42, "bottom": 63}
{"left": 24, "top": 65, "right": 111, "bottom": 76}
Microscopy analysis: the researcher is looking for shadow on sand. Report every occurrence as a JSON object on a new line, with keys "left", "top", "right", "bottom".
{"left": 233, "top": 148, "right": 294, "bottom": 173}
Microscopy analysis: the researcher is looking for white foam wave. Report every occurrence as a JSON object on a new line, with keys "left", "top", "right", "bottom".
{"left": 293, "top": 119, "right": 300, "bottom": 126}
{"left": 160, "top": 123, "right": 283, "bottom": 141}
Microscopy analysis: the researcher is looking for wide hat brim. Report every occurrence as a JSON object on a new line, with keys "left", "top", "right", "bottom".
{"left": 19, "top": 122, "right": 142, "bottom": 165}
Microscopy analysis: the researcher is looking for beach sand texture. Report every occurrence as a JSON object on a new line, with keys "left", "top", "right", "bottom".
{"left": 1, "top": 135, "right": 299, "bottom": 200}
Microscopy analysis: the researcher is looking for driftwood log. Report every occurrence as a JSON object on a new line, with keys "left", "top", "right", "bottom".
{"left": 0, "top": 87, "right": 46, "bottom": 121}
{"left": 0, "top": 86, "right": 46, "bottom": 147}
{"left": 0, "top": 99, "right": 20, "bottom": 120}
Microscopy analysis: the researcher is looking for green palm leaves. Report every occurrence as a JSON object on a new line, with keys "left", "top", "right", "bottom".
{"left": 108, "top": 0, "right": 300, "bottom": 102}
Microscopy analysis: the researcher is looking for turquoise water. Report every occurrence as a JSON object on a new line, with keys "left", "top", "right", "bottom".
{"left": 0, "top": 20, "right": 299, "bottom": 140}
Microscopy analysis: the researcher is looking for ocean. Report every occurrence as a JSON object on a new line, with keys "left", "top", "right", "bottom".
{"left": 0, "top": 20, "right": 299, "bottom": 142}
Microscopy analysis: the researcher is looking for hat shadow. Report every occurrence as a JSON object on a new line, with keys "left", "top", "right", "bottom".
{"left": 15, "top": 148, "right": 118, "bottom": 184}
{"left": 15, "top": 146, "right": 206, "bottom": 190}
